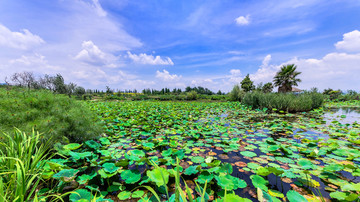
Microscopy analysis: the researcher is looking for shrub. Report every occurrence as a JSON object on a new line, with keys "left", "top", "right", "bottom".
{"left": 0, "top": 88, "right": 103, "bottom": 143}
{"left": 228, "top": 85, "right": 245, "bottom": 101}
{"left": 242, "top": 92, "right": 325, "bottom": 112}
{"left": 186, "top": 91, "right": 198, "bottom": 100}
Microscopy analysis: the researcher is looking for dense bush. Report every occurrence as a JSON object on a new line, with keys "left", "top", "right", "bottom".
{"left": 242, "top": 92, "right": 325, "bottom": 112}
{"left": 0, "top": 88, "right": 103, "bottom": 143}
{"left": 186, "top": 91, "right": 198, "bottom": 100}
{"left": 228, "top": 85, "right": 245, "bottom": 101}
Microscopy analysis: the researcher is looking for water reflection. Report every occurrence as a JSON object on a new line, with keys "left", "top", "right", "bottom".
{"left": 323, "top": 107, "right": 360, "bottom": 125}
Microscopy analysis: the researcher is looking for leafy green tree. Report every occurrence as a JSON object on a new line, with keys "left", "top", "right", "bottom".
{"left": 240, "top": 74, "right": 254, "bottom": 92}
{"left": 262, "top": 82, "right": 273, "bottom": 93}
{"left": 273, "top": 64, "right": 302, "bottom": 93}
{"left": 53, "top": 74, "right": 67, "bottom": 94}
{"left": 74, "top": 86, "right": 86, "bottom": 96}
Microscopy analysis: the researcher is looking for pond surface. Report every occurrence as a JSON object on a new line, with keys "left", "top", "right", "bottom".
{"left": 323, "top": 107, "right": 360, "bottom": 125}
{"left": 47, "top": 102, "right": 360, "bottom": 202}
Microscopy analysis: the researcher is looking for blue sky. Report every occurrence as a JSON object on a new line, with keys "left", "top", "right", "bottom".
{"left": 1, "top": 0, "right": 360, "bottom": 91}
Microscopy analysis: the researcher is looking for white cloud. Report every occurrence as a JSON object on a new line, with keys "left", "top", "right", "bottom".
{"left": 75, "top": 40, "right": 117, "bottom": 67}
{"left": 127, "top": 52, "right": 174, "bottom": 65}
{"left": 235, "top": 15, "right": 250, "bottom": 25}
{"left": 229, "top": 69, "right": 242, "bottom": 83}
{"left": 335, "top": 30, "right": 360, "bottom": 53}
{"left": 91, "top": 0, "right": 107, "bottom": 17}
{"left": 191, "top": 79, "right": 215, "bottom": 86}
{"left": 156, "top": 70, "right": 182, "bottom": 81}
{"left": 2, "top": 53, "right": 62, "bottom": 79}
{"left": 249, "top": 35, "right": 360, "bottom": 91}
{"left": 250, "top": 55, "right": 279, "bottom": 83}
{"left": 0, "top": 24, "right": 44, "bottom": 50}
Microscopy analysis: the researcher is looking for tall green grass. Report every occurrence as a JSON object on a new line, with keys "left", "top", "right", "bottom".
{"left": 0, "top": 129, "right": 52, "bottom": 202}
{"left": 242, "top": 92, "right": 325, "bottom": 112}
{"left": 0, "top": 88, "right": 103, "bottom": 143}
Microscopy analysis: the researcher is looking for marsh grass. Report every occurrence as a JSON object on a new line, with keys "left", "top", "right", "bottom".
{"left": 0, "top": 88, "right": 103, "bottom": 143}
{"left": 242, "top": 92, "right": 325, "bottom": 112}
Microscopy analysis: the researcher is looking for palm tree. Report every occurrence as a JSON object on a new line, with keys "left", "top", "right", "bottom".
{"left": 273, "top": 64, "right": 302, "bottom": 93}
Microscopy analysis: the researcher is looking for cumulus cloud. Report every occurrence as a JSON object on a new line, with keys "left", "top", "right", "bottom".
{"left": 335, "top": 30, "right": 360, "bottom": 52}
{"left": 249, "top": 30, "right": 360, "bottom": 91}
{"left": 191, "top": 79, "right": 215, "bottom": 86}
{"left": 156, "top": 70, "right": 182, "bottom": 81}
{"left": 75, "top": 40, "right": 117, "bottom": 67}
{"left": 250, "top": 54, "right": 279, "bottom": 83}
{"left": 235, "top": 15, "right": 250, "bottom": 25}
{"left": 229, "top": 69, "right": 243, "bottom": 83}
{"left": 2, "top": 53, "right": 62, "bottom": 79}
{"left": 127, "top": 52, "right": 174, "bottom": 65}
{"left": 0, "top": 24, "right": 44, "bottom": 50}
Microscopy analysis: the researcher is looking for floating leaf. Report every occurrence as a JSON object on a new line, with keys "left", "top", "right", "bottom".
{"left": 286, "top": 190, "right": 307, "bottom": 202}
{"left": 240, "top": 151, "right": 257, "bottom": 158}
{"left": 69, "top": 189, "right": 91, "bottom": 202}
{"left": 121, "top": 170, "right": 141, "bottom": 184}
{"left": 250, "top": 175, "right": 268, "bottom": 192}
{"left": 184, "top": 166, "right": 199, "bottom": 175}
{"left": 147, "top": 167, "right": 169, "bottom": 187}
{"left": 117, "top": 191, "right": 131, "bottom": 200}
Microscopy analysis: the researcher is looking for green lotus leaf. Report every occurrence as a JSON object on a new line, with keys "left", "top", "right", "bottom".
{"left": 215, "top": 174, "right": 247, "bottom": 190}
{"left": 117, "top": 191, "right": 131, "bottom": 200}
{"left": 142, "top": 142, "right": 155, "bottom": 149}
{"left": 63, "top": 143, "right": 82, "bottom": 151}
{"left": 268, "top": 189, "right": 284, "bottom": 198}
{"left": 126, "top": 149, "right": 146, "bottom": 161}
{"left": 132, "top": 190, "right": 145, "bottom": 198}
{"left": 196, "top": 171, "right": 214, "bottom": 184}
{"left": 116, "top": 159, "right": 129, "bottom": 167}
{"left": 77, "top": 171, "right": 97, "bottom": 184}
{"left": 286, "top": 190, "right": 307, "bottom": 202}
{"left": 85, "top": 140, "right": 101, "bottom": 150}
{"left": 98, "top": 169, "right": 118, "bottom": 178}
{"left": 102, "top": 163, "right": 119, "bottom": 173}
{"left": 121, "top": 170, "right": 141, "bottom": 184}
{"left": 341, "top": 183, "right": 360, "bottom": 191}
{"left": 99, "top": 137, "right": 111, "bottom": 145}
{"left": 191, "top": 156, "right": 205, "bottom": 164}
{"left": 162, "top": 148, "right": 173, "bottom": 157}
{"left": 297, "top": 159, "right": 314, "bottom": 170}
{"left": 147, "top": 167, "right": 169, "bottom": 187}
{"left": 69, "top": 151, "right": 93, "bottom": 160}
{"left": 69, "top": 189, "right": 91, "bottom": 202}
{"left": 184, "top": 166, "right": 199, "bottom": 175}
{"left": 250, "top": 175, "right": 268, "bottom": 192}
{"left": 53, "top": 169, "right": 79, "bottom": 182}
{"left": 323, "top": 164, "right": 344, "bottom": 172}
{"left": 240, "top": 151, "right": 257, "bottom": 158}
{"left": 221, "top": 193, "right": 252, "bottom": 202}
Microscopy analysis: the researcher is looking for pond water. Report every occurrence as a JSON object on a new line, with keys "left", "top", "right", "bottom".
{"left": 323, "top": 107, "right": 360, "bottom": 125}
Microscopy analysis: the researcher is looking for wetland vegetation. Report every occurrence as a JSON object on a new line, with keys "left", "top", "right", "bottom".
{"left": 1, "top": 70, "right": 360, "bottom": 202}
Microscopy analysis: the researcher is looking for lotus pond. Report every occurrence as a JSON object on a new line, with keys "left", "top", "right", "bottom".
{"left": 45, "top": 101, "right": 360, "bottom": 201}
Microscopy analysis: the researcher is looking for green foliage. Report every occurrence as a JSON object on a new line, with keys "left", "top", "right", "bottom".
{"left": 229, "top": 85, "right": 245, "bottom": 101}
{"left": 240, "top": 74, "right": 255, "bottom": 92}
{"left": 0, "top": 129, "right": 52, "bottom": 202}
{"left": 273, "top": 64, "right": 301, "bottom": 93}
{"left": 262, "top": 82, "right": 273, "bottom": 93}
{"left": 186, "top": 90, "right": 198, "bottom": 100}
{"left": 242, "top": 91, "right": 325, "bottom": 112}
{"left": 0, "top": 88, "right": 103, "bottom": 143}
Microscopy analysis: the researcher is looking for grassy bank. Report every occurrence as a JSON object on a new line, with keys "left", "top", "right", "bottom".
{"left": 0, "top": 88, "right": 103, "bottom": 143}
